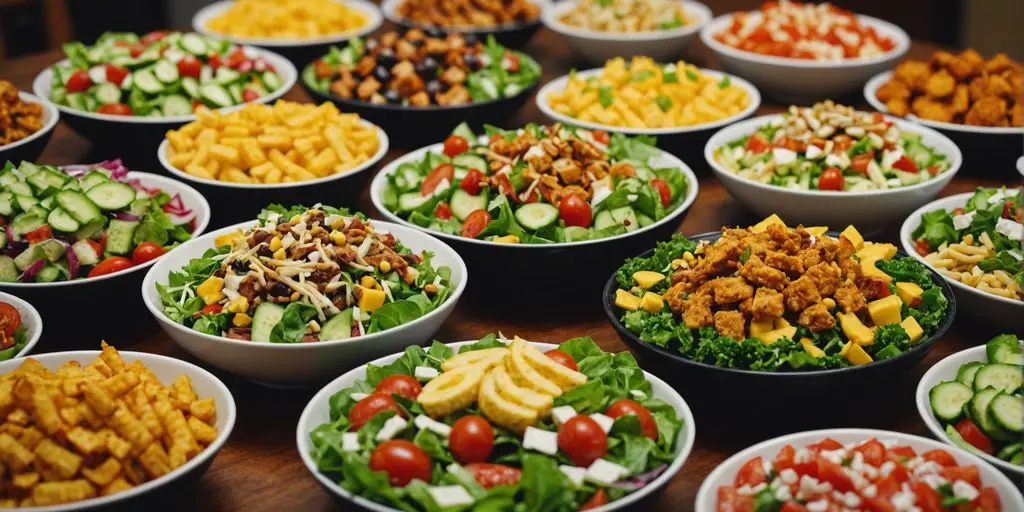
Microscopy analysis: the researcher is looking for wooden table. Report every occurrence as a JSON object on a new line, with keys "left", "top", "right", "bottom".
{"left": 0, "top": 28, "right": 1020, "bottom": 511}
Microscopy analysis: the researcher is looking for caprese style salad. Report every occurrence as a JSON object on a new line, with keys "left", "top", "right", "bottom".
{"left": 715, "top": 102, "right": 951, "bottom": 192}
{"left": 0, "top": 301, "right": 28, "bottom": 361}
{"left": 0, "top": 160, "right": 194, "bottom": 283}
{"left": 158, "top": 205, "right": 452, "bottom": 342}
{"left": 380, "top": 123, "right": 690, "bottom": 244}
{"left": 717, "top": 437, "right": 1004, "bottom": 512}
{"left": 929, "top": 335, "right": 1023, "bottom": 467}
{"left": 49, "top": 31, "right": 283, "bottom": 116}
{"left": 309, "top": 335, "right": 686, "bottom": 510}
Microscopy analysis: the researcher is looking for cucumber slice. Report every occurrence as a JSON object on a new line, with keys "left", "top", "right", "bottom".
{"left": 85, "top": 182, "right": 135, "bottom": 211}
{"left": 14, "top": 196, "right": 37, "bottom": 213}
{"left": 514, "top": 203, "right": 558, "bottom": 230}
{"left": 199, "top": 83, "right": 233, "bottom": 108}
{"left": 87, "top": 66, "right": 108, "bottom": 84}
{"left": 987, "top": 336, "right": 1024, "bottom": 366}
{"left": 593, "top": 210, "right": 615, "bottom": 230}
{"left": 34, "top": 264, "right": 62, "bottom": 283}
{"left": 55, "top": 190, "right": 102, "bottom": 224}
{"left": 228, "top": 83, "right": 243, "bottom": 105}
{"left": 10, "top": 213, "right": 44, "bottom": 235}
{"left": 251, "top": 302, "right": 285, "bottom": 342}
{"left": 929, "top": 381, "right": 973, "bottom": 423}
{"left": 47, "top": 208, "right": 80, "bottom": 233}
{"left": 133, "top": 69, "right": 163, "bottom": 94}
{"left": 319, "top": 308, "right": 353, "bottom": 341}
{"left": 0, "top": 256, "right": 17, "bottom": 282}
{"left": 450, "top": 189, "right": 487, "bottom": 221}
{"left": 154, "top": 60, "right": 179, "bottom": 83}
{"left": 989, "top": 393, "right": 1023, "bottom": 433}
{"left": 261, "top": 71, "right": 282, "bottom": 92}
{"left": 215, "top": 67, "right": 241, "bottom": 86}
{"left": 161, "top": 95, "right": 193, "bottom": 116}
{"left": 105, "top": 219, "right": 138, "bottom": 255}
{"left": 971, "top": 388, "right": 1013, "bottom": 441}
{"left": 0, "top": 194, "right": 12, "bottom": 216}
{"left": 450, "top": 122, "right": 476, "bottom": 141}
{"left": 956, "top": 362, "right": 986, "bottom": 389}
{"left": 452, "top": 154, "right": 487, "bottom": 173}
{"left": 398, "top": 193, "right": 430, "bottom": 212}
{"left": 563, "top": 226, "right": 590, "bottom": 242}
{"left": 93, "top": 82, "right": 122, "bottom": 105}
{"left": 996, "top": 442, "right": 1022, "bottom": 461}
{"left": 75, "top": 218, "right": 107, "bottom": 240}
{"left": 6, "top": 181, "right": 32, "bottom": 197}
{"left": 973, "top": 363, "right": 1023, "bottom": 394}
{"left": 80, "top": 171, "right": 110, "bottom": 191}
{"left": 181, "top": 77, "right": 200, "bottom": 99}
{"left": 179, "top": 33, "right": 208, "bottom": 56}
{"left": 610, "top": 206, "right": 640, "bottom": 232}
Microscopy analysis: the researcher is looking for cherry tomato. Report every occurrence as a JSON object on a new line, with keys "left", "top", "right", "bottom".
{"left": 494, "top": 173, "right": 516, "bottom": 198}
{"left": 557, "top": 415, "right": 607, "bottom": 467}
{"left": 717, "top": 486, "right": 754, "bottom": 512}
{"left": 226, "top": 47, "right": 247, "bottom": 68}
{"left": 369, "top": 439, "right": 432, "bottom": 487}
{"left": 734, "top": 456, "right": 767, "bottom": 487}
{"left": 926, "top": 165, "right": 940, "bottom": 176}
{"left": 0, "top": 303, "right": 22, "bottom": 338}
{"left": 242, "top": 88, "right": 260, "bottom": 102}
{"left": 24, "top": 225, "right": 53, "bottom": 243}
{"left": 141, "top": 31, "right": 168, "bottom": 45}
{"left": 818, "top": 167, "right": 845, "bottom": 191}
{"left": 772, "top": 444, "right": 796, "bottom": 471}
{"left": 914, "top": 239, "right": 931, "bottom": 257}
{"left": 443, "top": 135, "right": 470, "bottom": 158}
{"left": 97, "top": 103, "right": 134, "bottom": 116}
{"left": 460, "top": 169, "right": 484, "bottom": 195}
{"left": 104, "top": 64, "right": 129, "bottom": 86}
{"left": 434, "top": 202, "right": 453, "bottom": 220}
{"left": 465, "top": 463, "right": 521, "bottom": 489}
{"left": 580, "top": 489, "right": 608, "bottom": 510}
{"left": 88, "top": 257, "right": 133, "bottom": 278}
{"left": 64, "top": 70, "right": 92, "bottom": 93}
{"left": 420, "top": 163, "right": 455, "bottom": 196}
{"left": 449, "top": 415, "right": 495, "bottom": 464}
{"left": 974, "top": 487, "right": 1001, "bottom": 512}
{"left": 807, "top": 438, "right": 843, "bottom": 452}
{"left": 650, "top": 179, "right": 672, "bottom": 207}
{"left": 954, "top": 419, "right": 994, "bottom": 454}
{"left": 816, "top": 458, "right": 854, "bottom": 493}
{"left": 910, "top": 481, "right": 942, "bottom": 512}
{"left": 460, "top": 209, "right": 491, "bottom": 239}
{"left": 921, "top": 449, "right": 958, "bottom": 467}
{"left": 591, "top": 130, "right": 610, "bottom": 145}
{"left": 544, "top": 349, "right": 577, "bottom": 371}
{"left": 199, "top": 303, "right": 223, "bottom": 315}
{"left": 558, "top": 193, "right": 592, "bottom": 228}
{"left": 347, "top": 393, "right": 403, "bottom": 432}
{"left": 744, "top": 133, "right": 769, "bottom": 154}
{"left": 177, "top": 57, "right": 202, "bottom": 80}
{"left": 208, "top": 52, "right": 223, "bottom": 69}
{"left": 850, "top": 152, "right": 874, "bottom": 174}
{"left": 888, "top": 445, "right": 916, "bottom": 459}
{"left": 236, "top": 59, "right": 254, "bottom": 73}
{"left": 891, "top": 155, "right": 918, "bottom": 172}
{"left": 779, "top": 503, "right": 807, "bottom": 512}
{"left": 940, "top": 465, "right": 980, "bottom": 488}
{"left": 605, "top": 399, "right": 658, "bottom": 441}
{"left": 952, "top": 207, "right": 966, "bottom": 216}
{"left": 1002, "top": 200, "right": 1019, "bottom": 220}
{"left": 131, "top": 242, "right": 167, "bottom": 266}
{"left": 375, "top": 374, "right": 422, "bottom": 400}
{"left": 851, "top": 438, "right": 886, "bottom": 467}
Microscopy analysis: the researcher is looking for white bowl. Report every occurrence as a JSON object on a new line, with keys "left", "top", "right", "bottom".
{"left": 296, "top": 339, "right": 697, "bottom": 512}
{"left": 0, "top": 291, "right": 42, "bottom": 359}
{"left": 900, "top": 193, "right": 1023, "bottom": 329}
{"left": 541, "top": 0, "right": 711, "bottom": 64}
{"left": 916, "top": 344, "right": 1024, "bottom": 476}
{"left": 142, "top": 219, "right": 468, "bottom": 387}
{"left": 192, "top": 0, "right": 382, "bottom": 49}
{"left": 695, "top": 428, "right": 1024, "bottom": 512}
{"left": 0, "top": 349, "right": 236, "bottom": 511}
{"left": 0, "top": 171, "right": 211, "bottom": 290}
{"left": 704, "top": 113, "right": 961, "bottom": 231}
{"left": 157, "top": 118, "right": 389, "bottom": 190}
{"left": 700, "top": 12, "right": 909, "bottom": 102}
{"left": 537, "top": 66, "right": 760, "bottom": 137}
{"left": 0, "top": 91, "right": 59, "bottom": 164}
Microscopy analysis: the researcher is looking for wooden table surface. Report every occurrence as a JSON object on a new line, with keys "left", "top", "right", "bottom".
{"left": 1, "top": 26, "right": 1021, "bottom": 512}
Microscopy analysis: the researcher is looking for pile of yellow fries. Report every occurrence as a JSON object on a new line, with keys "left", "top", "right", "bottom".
{"left": 205, "top": 0, "right": 368, "bottom": 39}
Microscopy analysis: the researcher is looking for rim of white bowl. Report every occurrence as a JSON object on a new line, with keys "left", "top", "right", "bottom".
{"left": 704, "top": 112, "right": 963, "bottom": 197}
{"left": 916, "top": 344, "right": 1024, "bottom": 476}
{"left": 142, "top": 218, "right": 468, "bottom": 350}
{"left": 865, "top": 71, "right": 1024, "bottom": 135}
{"left": 192, "top": 0, "right": 383, "bottom": 47}
{"left": 296, "top": 339, "right": 697, "bottom": 512}
{"left": 537, "top": 67, "right": 761, "bottom": 136}
{"left": 0, "top": 291, "right": 43, "bottom": 358}
{"left": 0, "top": 349, "right": 237, "bottom": 512}
{"left": 381, "top": 0, "right": 549, "bottom": 33}
{"left": 370, "top": 141, "right": 699, "bottom": 249}
{"left": 899, "top": 191, "right": 1024, "bottom": 308}
{"left": 700, "top": 12, "right": 910, "bottom": 68}
{"left": 542, "top": 0, "right": 711, "bottom": 42}
{"left": 158, "top": 119, "right": 389, "bottom": 189}
{"left": 32, "top": 47, "right": 297, "bottom": 125}
{"left": 695, "top": 428, "right": 1024, "bottom": 511}
{"left": 0, "top": 91, "right": 59, "bottom": 154}
{"left": 0, "top": 171, "right": 211, "bottom": 289}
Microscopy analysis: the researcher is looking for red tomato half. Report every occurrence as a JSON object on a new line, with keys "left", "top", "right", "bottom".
{"left": 97, "top": 103, "right": 133, "bottom": 116}
{"left": 818, "top": 167, "right": 845, "bottom": 191}
{"left": 178, "top": 57, "right": 202, "bottom": 80}
{"left": 0, "top": 303, "right": 22, "bottom": 338}
{"left": 921, "top": 449, "right": 958, "bottom": 467}
{"left": 24, "top": 225, "right": 53, "bottom": 244}
{"left": 460, "top": 209, "right": 490, "bottom": 239}
{"left": 347, "top": 393, "right": 403, "bottom": 432}
{"left": 369, "top": 440, "right": 431, "bottom": 487}
{"left": 807, "top": 438, "right": 843, "bottom": 452}
{"left": 851, "top": 438, "right": 886, "bottom": 466}
{"left": 651, "top": 179, "right": 672, "bottom": 207}
{"left": 544, "top": 349, "right": 577, "bottom": 371}
{"left": 420, "top": 164, "right": 455, "bottom": 196}
{"left": 892, "top": 155, "right": 918, "bottom": 172}
{"left": 199, "top": 303, "right": 223, "bottom": 316}
{"left": 850, "top": 152, "right": 874, "bottom": 174}
{"left": 460, "top": 169, "right": 484, "bottom": 195}
{"left": 88, "top": 257, "right": 133, "bottom": 278}
{"left": 443, "top": 135, "right": 469, "bottom": 157}
{"left": 580, "top": 489, "right": 608, "bottom": 510}
{"left": 557, "top": 416, "right": 607, "bottom": 467}
{"left": 131, "top": 242, "right": 166, "bottom": 266}
{"left": 64, "top": 70, "right": 92, "bottom": 93}
{"left": 734, "top": 456, "right": 767, "bottom": 488}
{"left": 104, "top": 64, "right": 129, "bottom": 86}
{"left": 465, "top": 463, "right": 521, "bottom": 489}
{"left": 375, "top": 374, "right": 422, "bottom": 400}
{"left": 955, "top": 419, "right": 994, "bottom": 454}
{"left": 242, "top": 88, "right": 260, "bottom": 102}
{"left": 558, "top": 193, "right": 592, "bottom": 228}
{"left": 605, "top": 399, "right": 658, "bottom": 441}
{"left": 975, "top": 487, "right": 1001, "bottom": 512}
{"left": 744, "top": 133, "right": 769, "bottom": 154}
{"left": 717, "top": 486, "right": 754, "bottom": 512}
{"left": 591, "top": 130, "right": 610, "bottom": 145}
{"left": 449, "top": 415, "right": 494, "bottom": 464}
{"left": 434, "top": 202, "right": 453, "bottom": 220}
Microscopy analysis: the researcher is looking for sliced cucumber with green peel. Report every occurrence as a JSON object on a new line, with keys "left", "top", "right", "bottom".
{"left": 133, "top": 69, "right": 163, "bottom": 94}
{"left": 398, "top": 193, "right": 431, "bottom": 212}
{"left": 85, "top": 182, "right": 135, "bottom": 211}
{"left": 989, "top": 392, "right": 1023, "bottom": 434}
{"left": 47, "top": 208, "right": 80, "bottom": 232}
{"left": 514, "top": 203, "right": 558, "bottom": 231}
{"left": 593, "top": 210, "right": 615, "bottom": 230}
{"left": 154, "top": 60, "right": 179, "bottom": 83}
{"left": 56, "top": 190, "right": 102, "bottom": 224}
{"left": 971, "top": 388, "right": 1013, "bottom": 441}
{"left": 973, "top": 363, "right": 1023, "bottom": 394}
{"left": 94, "top": 82, "right": 121, "bottom": 105}
{"left": 199, "top": 83, "right": 233, "bottom": 108}
{"left": 996, "top": 442, "right": 1022, "bottom": 461}
{"left": 251, "top": 302, "right": 286, "bottom": 342}
{"left": 105, "top": 219, "right": 138, "bottom": 255}
{"left": 449, "top": 122, "right": 476, "bottom": 141}
{"left": 929, "top": 381, "right": 973, "bottom": 423}
{"left": 563, "top": 226, "right": 590, "bottom": 242}
{"left": 450, "top": 189, "right": 487, "bottom": 221}
{"left": 987, "top": 336, "right": 1024, "bottom": 366}
{"left": 319, "top": 308, "right": 353, "bottom": 341}
{"left": 179, "top": 33, "right": 208, "bottom": 56}
{"left": 452, "top": 154, "right": 488, "bottom": 173}
{"left": 956, "top": 361, "right": 985, "bottom": 389}
{"left": 610, "top": 206, "right": 640, "bottom": 232}
{"left": 10, "top": 213, "right": 44, "bottom": 235}
{"left": 161, "top": 95, "right": 193, "bottom": 116}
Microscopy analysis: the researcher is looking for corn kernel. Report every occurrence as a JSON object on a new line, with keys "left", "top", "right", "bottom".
{"left": 330, "top": 231, "right": 347, "bottom": 245}
{"left": 290, "top": 215, "right": 302, "bottom": 225}
{"left": 683, "top": 252, "right": 696, "bottom": 264}
{"left": 232, "top": 313, "right": 252, "bottom": 327}
{"left": 202, "top": 292, "right": 225, "bottom": 305}
{"left": 197, "top": 276, "right": 225, "bottom": 297}
{"left": 269, "top": 236, "right": 282, "bottom": 251}
{"left": 671, "top": 258, "right": 687, "bottom": 270}
{"left": 380, "top": 261, "right": 391, "bottom": 273}
{"left": 823, "top": 298, "right": 836, "bottom": 310}
{"left": 424, "top": 283, "right": 439, "bottom": 294}
{"left": 330, "top": 217, "right": 346, "bottom": 230}
{"left": 273, "top": 248, "right": 286, "bottom": 260}
{"left": 360, "top": 276, "right": 378, "bottom": 289}
{"left": 226, "top": 296, "right": 249, "bottom": 314}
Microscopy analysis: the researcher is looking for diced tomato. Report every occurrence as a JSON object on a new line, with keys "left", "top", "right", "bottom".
{"left": 460, "top": 169, "right": 484, "bottom": 195}
{"left": 208, "top": 52, "right": 223, "bottom": 69}
{"left": 651, "top": 179, "right": 672, "bottom": 207}
{"left": 734, "top": 456, "right": 767, "bottom": 488}
{"left": 579, "top": 489, "right": 607, "bottom": 511}
{"left": 177, "top": 57, "right": 202, "bottom": 80}
{"left": 940, "top": 465, "right": 981, "bottom": 488}
{"left": 591, "top": 130, "right": 610, "bottom": 145}
{"left": 891, "top": 155, "right": 918, "bottom": 172}
{"left": 192, "top": 99, "right": 202, "bottom": 110}
{"left": 199, "top": 304, "right": 223, "bottom": 315}
{"left": 921, "top": 449, "right": 958, "bottom": 467}
{"left": 97, "top": 103, "right": 133, "bottom": 116}
{"left": 502, "top": 52, "right": 520, "bottom": 73}
{"left": 744, "top": 133, "right": 770, "bottom": 154}
{"left": 872, "top": 112, "right": 886, "bottom": 124}
{"left": 850, "top": 152, "right": 874, "bottom": 175}
{"left": 226, "top": 46, "right": 247, "bottom": 68}
{"left": 914, "top": 239, "right": 931, "bottom": 257}
{"left": 974, "top": 487, "right": 1001, "bottom": 512}
{"left": 464, "top": 463, "right": 520, "bottom": 489}
{"left": 773, "top": 445, "right": 796, "bottom": 471}
{"left": 816, "top": 458, "right": 854, "bottom": 493}
{"left": 954, "top": 419, "right": 994, "bottom": 454}
{"left": 434, "top": 202, "right": 453, "bottom": 220}
{"left": 861, "top": 495, "right": 896, "bottom": 512}
{"left": 807, "top": 438, "right": 843, "bottom": 452}
{"left": 910, "top": 481, "right": 942, "bottom": 512}
{"left": 952, "top": 207, "right": 966, "bottom": 216}
{"left": 926, "top": 165, "right": 939, "bottom": 176}
{"left": 64, "top": 70, "right": 92, "bottom": 93}
{"left": 818, "top": 168, "right": 844, "bottom": 191}
{"left": 141, "top": 31, "right": 168, "bottom": 45}
{"left": 420, "top": 163, "right": 455, "bottom": 196}
{"left": 779, "top": 503, "right": 808, "bottom": 512}
{"left": 494, "top": 173, "right": 516, "bottom": 198}
{"left": 104, "top": 64, "right": 129, "bottom": 86}
{"left": 242, "top": 89, "right": 260, "bottom": 102}
{"left": 717, "top": 486, "right": 754, "bottom": 512}
{"left": 873, "top": 475, "right": 902, "bottom": 500}
{"left": 887, "top": 446, "right": 916, "bottom": 459}
{"left": 236, "top": 59, "right": 253, "bottom": 73}
{"left": 314, "top": 59, "right": 335, "bottom": 79}
{"left": 851, "top": 438, "right": 886, "bottom": 466}
{"left": 24, "top": 225, "right": 53, "bottom": 243}
{"left": 1002, "top": 200, "right": 1018, "bottom": 220}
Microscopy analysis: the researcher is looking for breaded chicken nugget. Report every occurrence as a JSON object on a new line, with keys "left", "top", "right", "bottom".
{"left": 911, "top": 96, "right": 954, "bottom": 122}
{"left": 924, "top": 71, "right": 956, "bottom": 98}
{"left": 964, "top": 96, "right": 1007, "bottom": 126}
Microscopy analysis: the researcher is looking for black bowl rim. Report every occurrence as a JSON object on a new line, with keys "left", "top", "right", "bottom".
{"left": 381, "top": 0, "right": 544, "bottom": 35}
{"left": 602, "top": 230, "right": 957, "bottom": 378}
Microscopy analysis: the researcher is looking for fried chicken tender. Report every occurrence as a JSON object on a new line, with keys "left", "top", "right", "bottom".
{"left": 711, "top": 277, "right": 754, "bottom": 305}
{"left": 945, "top": 57, "right": 975, "bottom": 81}
{"left": 985, "top": 53, "right": 1014, "bottom": 74}
{"left": 713, "top": 311, "right": 746, "bottom": 341}
{"left": 924, "top": 71, "right": 956, "bottom": 98}
{"left": 751, "top": 287, "right": 784, "bottom": 321}
{"left": 886, "top": 98, "right": 910, "bottom": 117}
{"left": 739, "top": 256, "right": 788, "bottom": 291}
{"left": 959, "top": 49, "right": 985, "bottom": 71}
{"left": 682, "top": 291, "right": 714, "bottom": 329}
{"left": 876, "top": 80, "right": 910, "bottom": 103}
{"left": 764, "top": 250, "right": 804, "bottom": 276}
{"left": 965, "top": 96, "right": 1007, "bottom": 126}
{"left": 664, "top": 282, "right": 687, "bottom": 316}
{"left": 911, "top": 96, "right": 954, "bottom": 123}
{"left": 951, "top": 84, "right": 970, "bottom": 114}
{"left": 833, "top": 280, "right": 866, "bottom": 313}
{"left": 1012, "top": 103, "right": 1023, "bottom": 127}
{"left": 798, "top": 302, "right": 836, "bottom": 333}
{"left": 894, "top": 60, "right": 932, "bottom": 92}
{"left": 783, "top": 277, "right": 821, "bottom": 312}
{"left": 805, "top": 262, "right": 842, "bottom": 297}
{"left": 986, "top": 75, "right": 1014, "bottom": 99}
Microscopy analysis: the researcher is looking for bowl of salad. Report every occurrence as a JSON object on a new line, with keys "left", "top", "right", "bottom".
{"left": 699, "top": 1, "right": 909, "bottom": 102}
{"left": 381, "top": 0, "right": 548, "bottom": 49}
{"left": 0, "top": 87, "right": 59, "bottom": 166}
{"left": 706, "top": 101, "right": 961, "bottom": 231}
{"left": 0, "top": 291, "right": 43, "bottom": 361}
{"left": 918, "top": 334, "right": 1023, "bottom": 476}
{"left": 32, "top": 31, "right": 296, "bottom": 151}
{"left": 604, "top": 217, "right": 955, "bottom": 395}
{"left": 900, "top": 188, "right": 1022, "bottom": 330}
{"left": 142, "top": 204, "right": 467, "bottom": 387}
{"left": 301, "top": 31, "right": 541, "bottom": 146}
{"left": 694, "top": 428, "right": 1024, "bottom": 512}
{"left": 297, "top": 334, "right": 695, "bottom": 511}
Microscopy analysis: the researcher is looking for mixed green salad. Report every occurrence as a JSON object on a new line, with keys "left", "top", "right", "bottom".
{"left": 158, "top": 205, "right": 452, "bottom": 342}
{"left": 50, "top": 31, "right": 283, "bottom": 117}
{"left": 716, "top": 102, "right": 951, "bottom": 192}
{"left": 381, "top": 123, "right": 689, "bottom": 244}
{"left": 929, "top": 335, "right": 1023, "bottom": 466}
{"left": 309, "top": 335, "right": 686, "bottom": 511}
{"left": 0, "top": 160, "right": 194, "bottom": 283}
{"left": 0, "top": 301, "right": 28, "bottom": 361}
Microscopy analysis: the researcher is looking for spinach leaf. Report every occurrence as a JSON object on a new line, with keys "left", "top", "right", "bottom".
{"left": 269, "top": 302, "right": 318, "bottom": 343}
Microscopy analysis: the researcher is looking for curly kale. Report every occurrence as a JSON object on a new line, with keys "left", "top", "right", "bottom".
{"left": 615, "top": 234, "right": 696, "bottom": 290}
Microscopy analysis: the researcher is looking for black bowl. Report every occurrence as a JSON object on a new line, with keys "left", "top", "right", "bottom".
{"left": 380, "top": 0, "right": 544, "bottom": 49}
{"left": 602, "top": 230, "right": 957, "bottom": 397}
{"left": 0, "top": 92, "right": 59, "bottom": 165}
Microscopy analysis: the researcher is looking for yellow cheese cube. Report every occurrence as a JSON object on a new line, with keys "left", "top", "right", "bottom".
{"left": 900, "top": 316, "right": 924, "bottom": 343}
{"left": 840, "top": 225, "right": 864, "bottom": 250}
{"left": 758, "top": 326, "right": 797, "bottom": 345}
{"left": 800, "top": 338, "right": 825, "bottom": 358}
{"left": 840, "top": 341, "right": 873, "bottom": 365}
{"left": 196, "top": 276, "right": 224, "bottom": 298}
{"left": 232, "top": 313, "right": 253, "bottom": 327}
{"left": 214, "top": 230, "right": 244, "bottom": 248}
{"left": 201, "top": 291, "right": 225, "bottom": 305}
{"left": 358, "top": 287, "right": 386, "bottom": 312}
{"left": 615, "top": 289, "right": 642, "bottom": 311}
{"left": 493, "top": 235, "right": 520, "bottom": 244}
{"left": 894, "top": 282, "right": 923, "bottom": 307}
{"left": 860, "top": 258, "right": 893, "bottom": 285}
{"left": 804, "top": 226, "right": 829, "bottom": 236}
{"left": 749, "top": 320, "right": 774, "bottom": 337}
{"left": 226, "top": 296, "right": 249, "bottom": 314}
{"left": 632, "top": 271, "right": 666, "bottom": 289}
{"left": 856, "top": 243, "right": 898, "bottom": 262}
{"left": 640, "top": 292, "right": 664, "bottom": 313}
{"left": 774, "top": 317, "right": 792, "bottom": 329}
{"left": 867, "top": 295, "right": 903, "bottom": 326}
{"left": 839, "top": 312, "right": 874, "bottom": 345}
{"left": 751, "top": 214, "right": 786, "bottom": 233}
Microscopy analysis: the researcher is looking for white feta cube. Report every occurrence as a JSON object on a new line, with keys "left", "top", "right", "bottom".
{"left": 987, "top": 190, "right": 1006, "bottom": 205}
{"left": 350, "top": 392, "right": 369, "bottom": 401}
{"left": 952, "top": 480, "right": 979, "bottom": 502}
{"left": 341, "top": 432, "right": 360, "bottom": 452}
{"left": 589, "top": 413, "right": 614, "bottom": 433}
{"left": 995, "top": 217, "right": 1023, "bottom": 241}
{"left": 584, "top": 458, "right": 629, "bottom": 485}
{"left": 952, "top": 212, "right": 975, "bottom": 230}
{"left": 590, "top": 184, "right": 612, "bottom": 208}
{"left": 414, "top": 366, "right": 440, "bottom": 381}
{"left": 805, "top": 145, "right": 824, "bottom": 160}
{"left": 559, "top": 465, "right": 586, "bottom": 487}
{"left": 375, "top": 416, "right": 408, "bottom": 441}
{"left": 414, "top": 415, "right": 452, "bottom": 437}
{"left": 523, "top": 427, "right": 558, "bottom": 455}
{"left": 629, "top": 390, "right": 647, "bottom": 400}
{"left": 550, "top": 406, "right": 577, "bottom": 427}
{"left": 524, "top": 144, "right": 546, "bottom": 160}
{"left": 773, "top": 147, "right": 798, "bottom": 166}
{"left": 427, "top": 485, "right": 474, "bottom": 507}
